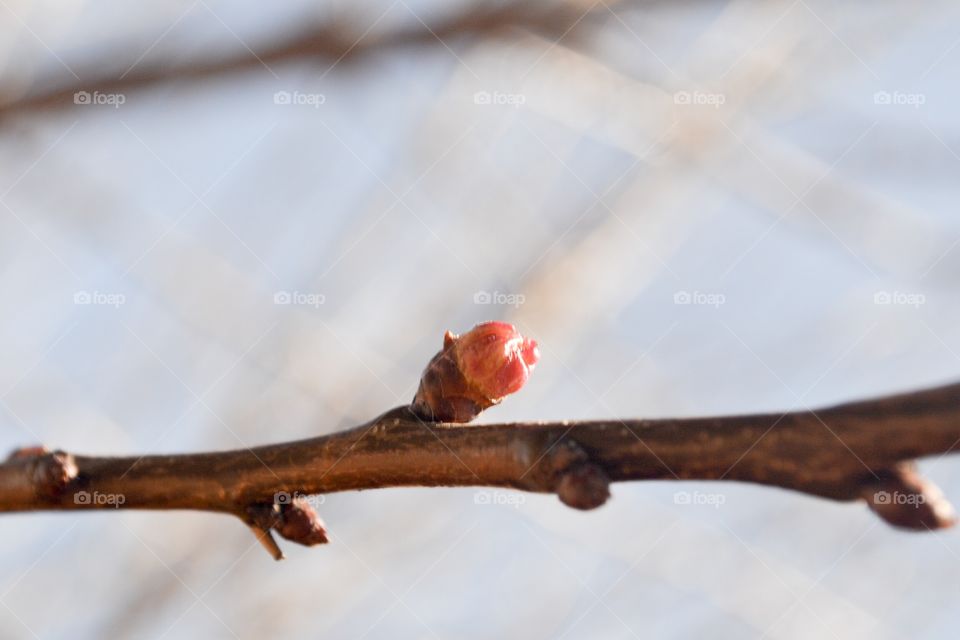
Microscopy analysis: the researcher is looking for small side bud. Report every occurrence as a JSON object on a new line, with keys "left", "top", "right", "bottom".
{"left": 556, "top": 463, "right": 611, "bottom": 510}
{"left": 863, "top": 464, "right": 957, "bottom": 530}
{"left": 275, "top": 496, "right": 328, "bottom": 546}
{"left": 245, "top": 495, "right": 328, "bottom": 560}
{"left": 412, "top": 322, "right": 540, "bottom": 423}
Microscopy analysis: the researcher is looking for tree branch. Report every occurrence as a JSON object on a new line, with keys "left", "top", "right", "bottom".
{"left": 0, "top": 2, "right": 599, "bottom": 119}
{"left": 4, "top": 380, "right": 960, "bottom": 558}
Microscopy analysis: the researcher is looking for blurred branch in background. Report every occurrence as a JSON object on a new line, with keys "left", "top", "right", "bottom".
{"left": 0, "top": 0, "right": 607, "bottom": 118}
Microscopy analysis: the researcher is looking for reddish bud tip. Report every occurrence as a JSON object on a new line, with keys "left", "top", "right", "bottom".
{"left": 412, "top": 322, "right": 539, "bottom": 423}
{"left": 458, "top": 322, "right": 539, "bottom": 399}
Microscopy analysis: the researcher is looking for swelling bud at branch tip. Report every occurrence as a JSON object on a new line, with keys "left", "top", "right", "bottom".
{"left": 412, "top": 321, "right": 539, "bottom": 423}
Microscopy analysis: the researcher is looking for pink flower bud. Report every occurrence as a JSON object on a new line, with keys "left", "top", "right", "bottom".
{"left": 412, "top": 322, "right": 539, "bottom": 423}
{"left": 455, "top": 321, "right": 540, "bottom": 398}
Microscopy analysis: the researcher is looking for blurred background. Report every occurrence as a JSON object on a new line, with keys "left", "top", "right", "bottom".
{"left": 0, "top": 0, "right": 959, "bottom": 637}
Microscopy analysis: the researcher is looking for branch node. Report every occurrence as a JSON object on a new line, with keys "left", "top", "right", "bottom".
{"left": 7, "top": 446, "right": 78, "bottom": 498}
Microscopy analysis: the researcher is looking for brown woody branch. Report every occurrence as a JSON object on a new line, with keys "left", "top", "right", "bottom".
{"left": 3, "top": 381, "right": 960, "bottom": 558}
